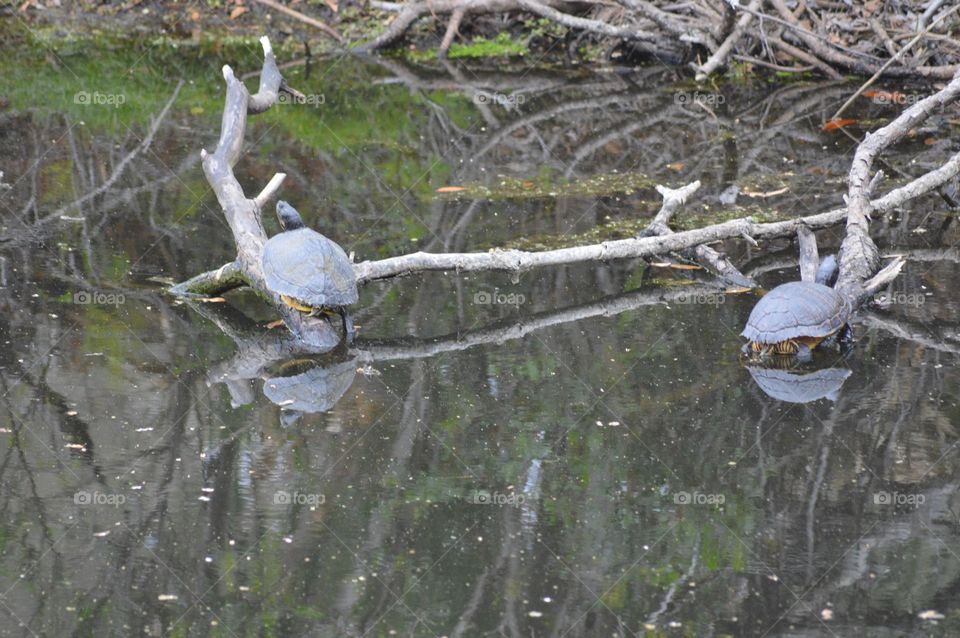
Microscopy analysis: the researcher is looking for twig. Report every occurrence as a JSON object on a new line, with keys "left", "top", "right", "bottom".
{"left": 693, "top": 0, "right": 761, "bottom": 82}
{"left": 639, "top": 181, "right": 755, "bottom": 287}
{"left": 254, "top": 173, "right": 287, "bottom": 210}
{"left": 731, "top": 53, "right": 814, "bottom": 74}
{"left": 438, "top": 7, "right": 466, "bottom": 58}
{"left": 767, "top": 33, "right": 842, "bottom": 79}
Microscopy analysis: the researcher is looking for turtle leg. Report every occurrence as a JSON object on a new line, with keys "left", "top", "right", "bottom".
{"left": 340, "top": 309, "right": 355, "bottom": 344}
{"left": 840, "top": 324, "right": 854, "bottom": 345}
{"left": 279, "top": 410, "right": 303, "bottom": 428}
{"left": 794, "top": 343, "right": 813, "bottom": 363}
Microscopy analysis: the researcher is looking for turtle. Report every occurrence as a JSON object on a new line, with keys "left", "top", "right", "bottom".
{"left": 741, "top": 256, "right": 851, "bottom": 361}
{"left": 262, "top": 201, "right": 358, "bottom": 341}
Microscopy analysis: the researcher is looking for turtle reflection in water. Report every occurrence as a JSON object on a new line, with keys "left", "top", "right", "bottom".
{"left": 747, "top": 366, "right": 852, "bottom": 404}
{"left": 263, "top": 358, "right": 357, "bottom": 426}
{"left": 741, "top": 256, "right": 852, "bottom": 361}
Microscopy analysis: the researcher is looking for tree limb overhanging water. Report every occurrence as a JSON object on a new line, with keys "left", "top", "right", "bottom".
{"left": 169, "top": 37, "right": 960, "bottom": 351}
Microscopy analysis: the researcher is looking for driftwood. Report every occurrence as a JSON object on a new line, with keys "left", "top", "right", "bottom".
{"left": 347, "top": 0, "right": 960, "bottom": 81}
{"left": 175, "top": 144, "right": 960, "bottom": 293}
{"left": 170, "top": 37, "right": 960, "bottom": 352}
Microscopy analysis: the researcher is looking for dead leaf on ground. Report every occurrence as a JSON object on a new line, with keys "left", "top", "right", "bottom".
{"left": 266, "top": 320, "right": 285, "bottom": 329}
{"left": 230, "top": 5, "right": 248, "bottom": 18}
{"left": 436, "top": 186, "right": 466, "bottom": 193}
{"left": 666, "top": 162, "right": 685, "bottom": 172}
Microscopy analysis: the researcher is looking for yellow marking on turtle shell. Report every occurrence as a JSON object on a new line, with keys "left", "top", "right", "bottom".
{"left": 750, "top": 334, "right": 828, "bottom": 356}
{"left": 281, "top": 294, "right": 315, "bottom": 313}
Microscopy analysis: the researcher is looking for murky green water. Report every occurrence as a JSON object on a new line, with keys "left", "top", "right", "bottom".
{"left": 2, "top": 32, "right": 960, "bottom": 637}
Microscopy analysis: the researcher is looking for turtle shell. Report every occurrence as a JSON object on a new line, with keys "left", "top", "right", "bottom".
{"left": 741, "top": 281, "right": 849, "bottom": 344}
{"left": 747, "top": 366, "right": 851, "bottom": 403}
{"left": 263, "top": 358, "right": 357, "bottom": 413}
{"left": 262, "top": 227, "right": 358, "bottom": 308}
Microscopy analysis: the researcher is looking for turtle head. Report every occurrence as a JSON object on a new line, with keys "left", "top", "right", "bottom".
{"left": 276, "top": 201, "right": 305, "bottom": 231}
{"left": 815, "top": 255, "right": 838, "bottom": 286}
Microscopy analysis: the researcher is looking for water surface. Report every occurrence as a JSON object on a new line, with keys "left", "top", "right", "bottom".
{"left": 1, "top": 33, "right": 960, "bottom": 637}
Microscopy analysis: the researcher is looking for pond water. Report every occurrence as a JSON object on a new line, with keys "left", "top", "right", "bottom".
{"left": 2, "top": 32, "right": 960, "bottom": 637}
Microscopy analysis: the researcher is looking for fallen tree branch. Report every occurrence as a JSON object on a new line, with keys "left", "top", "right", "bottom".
{"left": 639, "top": 181, "right": 755, "bottom": 287}
{"left": 796, "top": 225, "right": 820, "bottom": 283}
{"left": 438, "top": 7, "right": 466, "bottom": 58}
{"left": 766, "top": 33, "right": 843, "bottom": 79}
{"left": 175, "top": 142, "right": 960, "bottom": 296}
{"left": 837, "top": 67, "right": 960, "bottom": 297}
{"left": 517, "top": 0, "right": 660, "bottom": 45}
{"left": 346, "top": 0, "right": 960, "bottom": 80}
{"left": 357, "top": 0, "right": 518, "bottom": 53}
